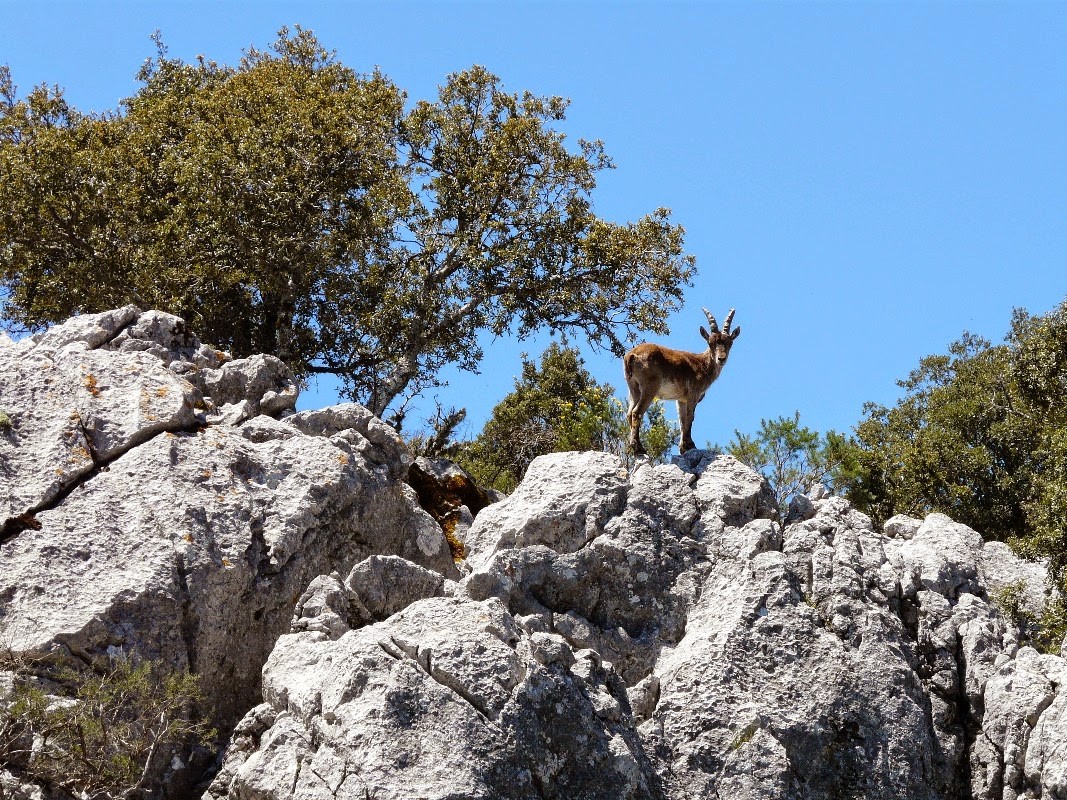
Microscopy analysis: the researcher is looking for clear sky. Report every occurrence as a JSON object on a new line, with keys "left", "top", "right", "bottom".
{"left": 3, "top": 2, "right": 1065, "bottom": 447}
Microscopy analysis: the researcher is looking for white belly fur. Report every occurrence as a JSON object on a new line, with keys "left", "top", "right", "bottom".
{"left": 655, "top": 380, "right": 688, "bottom": 401}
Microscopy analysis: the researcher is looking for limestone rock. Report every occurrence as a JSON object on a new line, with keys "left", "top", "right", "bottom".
{"left": 207, "top": 595, "right": 661, "bottom": 800}
{"left": 7, "top": 311, "right": 1066, "bottom": 800}
{"left": 898, "top": 512, "right": 985, "bottom": 599}
{"left": 981, "top": 539, "right": 1056, "bottom": 620}
{"left": 0, "top": 309, "right": 455, "bottom": 791}
{"left": 0, "top": 308, "right": 201, "bottom": 534}
{"left": 883, "top": 513, "right": 922, "bottom": 540}
{"left": 463, "top": 450, "right": 629, "bottom": 569}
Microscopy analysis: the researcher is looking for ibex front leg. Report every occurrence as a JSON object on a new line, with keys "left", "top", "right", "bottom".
{"left": 677, "top": 398, "right": 697, "bottom": 454}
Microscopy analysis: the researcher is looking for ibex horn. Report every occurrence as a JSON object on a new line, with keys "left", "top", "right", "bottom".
{"left": 702, "top": 307, "right": 719, "bottom": 333}
{"left": 723, "top": 309, "right": 736, "bottom": 334}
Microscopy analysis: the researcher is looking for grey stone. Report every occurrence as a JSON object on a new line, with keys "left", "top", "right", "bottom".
{"left": 207, "top": 595, "right": 661, "bottom": 800}
{"left": 0, "top": 309, "right": 456, "bottom": 791}
{"left": 463, "top": 450, "right": 629, "bottom": 568}
{"left": 883, "top": 513, "right": 922, "bottom": 540}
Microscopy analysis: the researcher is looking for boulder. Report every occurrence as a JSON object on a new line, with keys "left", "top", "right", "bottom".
{"left": 207, "top": 592, "right": 661, "bottom": 800}
{"left": 0, "top": 309, "right": 455, "bottom": 792}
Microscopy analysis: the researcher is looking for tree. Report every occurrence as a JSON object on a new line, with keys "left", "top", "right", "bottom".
{"left": 457, "top": 343, "right": 677, "bottom": 492}
{"left": 851, "top": 332, "right": 1039, "bottom": 539}
{"left": 0, "top": 28, "right": 695, "bottom": 423}
{"left": 720, "top": 412, "right": 862, "bottom": 522}
{"left": 1006, "top": 300, "right": 1067, "bottom": 585}
{"left": 849, "top": 298, "right": 1067, "bottom": 590}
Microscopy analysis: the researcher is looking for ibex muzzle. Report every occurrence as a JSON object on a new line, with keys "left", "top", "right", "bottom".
{"left": 623, "top": 308, "right": 741, "bottom": 455}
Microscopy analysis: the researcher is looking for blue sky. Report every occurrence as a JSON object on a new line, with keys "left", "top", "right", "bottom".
{"left": 3, "top": 2, "right": 1065, "bottom": 447}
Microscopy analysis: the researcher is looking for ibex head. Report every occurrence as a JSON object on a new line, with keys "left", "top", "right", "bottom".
{"left": 699, "top": 307, "right": 741, "bottom": 368}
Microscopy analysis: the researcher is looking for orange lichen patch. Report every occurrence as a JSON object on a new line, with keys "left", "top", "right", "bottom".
{"left": 155, "top": 386, "right": 170, "bottom": 398}
{"left": 13, "top": 514, "right": 42, "bottom": 531}
{"left": 440, "top": 512, "right": 466, "bottom": 562}
{"left": 222, "top": 558, "right": 232, "bottom": 568}
{"left": 183, "top": 533, "right": 194, "bottom": 543}
{"left": 83, "top": 374, "right": 100, "bottom": 396}
{"left": 337, "top": 454, "right": 350, "bottom": 466}
{"left": 201, "top": 470, "right": 213, "bottom": 479}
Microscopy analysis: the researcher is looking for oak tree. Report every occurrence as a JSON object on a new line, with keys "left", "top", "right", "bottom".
{"left": 0, "top": 28, "right": 695, "bottom": 422}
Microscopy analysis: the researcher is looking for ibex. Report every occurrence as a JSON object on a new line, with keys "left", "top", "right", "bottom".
{"left": 624, "top": 308, "right": 741, "bottom": 455}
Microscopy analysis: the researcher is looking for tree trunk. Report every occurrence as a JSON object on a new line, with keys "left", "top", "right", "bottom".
{"left": 368, "top": 353, "right": 418, "bottom": 419}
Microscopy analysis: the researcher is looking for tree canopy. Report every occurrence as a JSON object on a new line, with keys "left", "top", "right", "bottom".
{"left": 849, "top": 297, "right": 1067, "bottom": 589}
{"left": 0, "top": 27, "right": 695, "bottom": 422}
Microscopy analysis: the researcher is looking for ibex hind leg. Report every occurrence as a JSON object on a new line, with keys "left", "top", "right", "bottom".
{"left": 626, "top": 388, "right": 652, "bottom": 456}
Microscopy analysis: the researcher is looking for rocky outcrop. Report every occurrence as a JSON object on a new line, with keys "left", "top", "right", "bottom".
{"left": 0, "top": 309, "right": 455, "bottom": 790}
{"left": 212, "top": 447, "right": 1064, "bottom": 800}
{"left": 5, "top": 309, "right": 1065, "bottom": 800}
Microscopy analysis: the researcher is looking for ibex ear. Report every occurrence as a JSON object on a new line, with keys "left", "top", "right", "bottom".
{"left": 700, "top": 326, "right": 711, "bottom": 343}
{"left": 730, "top": 326, "right": 741, "bottom": 340}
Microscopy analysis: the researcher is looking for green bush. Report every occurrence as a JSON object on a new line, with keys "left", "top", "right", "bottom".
{"left": 990, "top": 580, "right": 1067, "bottom": 655}
{"left": 0, "top": 652, "right": 215, "bottom": 799}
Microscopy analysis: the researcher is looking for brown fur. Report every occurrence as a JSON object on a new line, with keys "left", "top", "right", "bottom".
{"left": 625, "top": 308, "right": 740, "bottom": 455}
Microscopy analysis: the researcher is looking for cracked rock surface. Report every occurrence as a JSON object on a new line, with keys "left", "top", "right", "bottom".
{"left": 213, "top": 449, "right": 1065, "bottom": 800}
{"left": 0, "top": 309, "right": 455, "bottom": 791}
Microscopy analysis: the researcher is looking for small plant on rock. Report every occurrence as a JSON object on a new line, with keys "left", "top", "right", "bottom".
{"left": 991, "top": 581, "right": 1067, "bottom": 655}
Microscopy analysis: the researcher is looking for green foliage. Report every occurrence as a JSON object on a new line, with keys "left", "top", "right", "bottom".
{"left": 850, "top": 333, "right": 1036, "bottom": 538}
{"left": 0, "top": 410, "right": 10, "bottom": 431}
{"left": 850, "top": 297, "right": 1067, "bottom": 590}
{"left": 457, "top": 343, "right": 677, "bottom": 492}
{"left": 991, "top": 579, "right": 1039, "bottom": 644}
{"left": 608, "top": 399, "right": 678, "bottom": 469}
{"left": 407, "top": 405, "right": 468, "bottom": 460}
{"left": 0, "top": 29, "right": 695, "bottom": 422}
{"left": 719, "top": 411, "right": 862, "bottom": 521}
{"left": 1008, "top": 301, "right": 1067, "bottom": 589}
{"left": 0, "top": 653, "right": 214, "bottom": 799}
{"left": 990, "top": 581, "right": 1067, "bottom": 655}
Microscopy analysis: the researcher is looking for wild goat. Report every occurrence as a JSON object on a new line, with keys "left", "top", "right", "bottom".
{"left": 624, "top": 308, "right": 741, "bottom": 455}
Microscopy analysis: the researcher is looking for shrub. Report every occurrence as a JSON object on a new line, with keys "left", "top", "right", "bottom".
{"left": 0, "top": 651, "right": 215, "bottom": 799}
